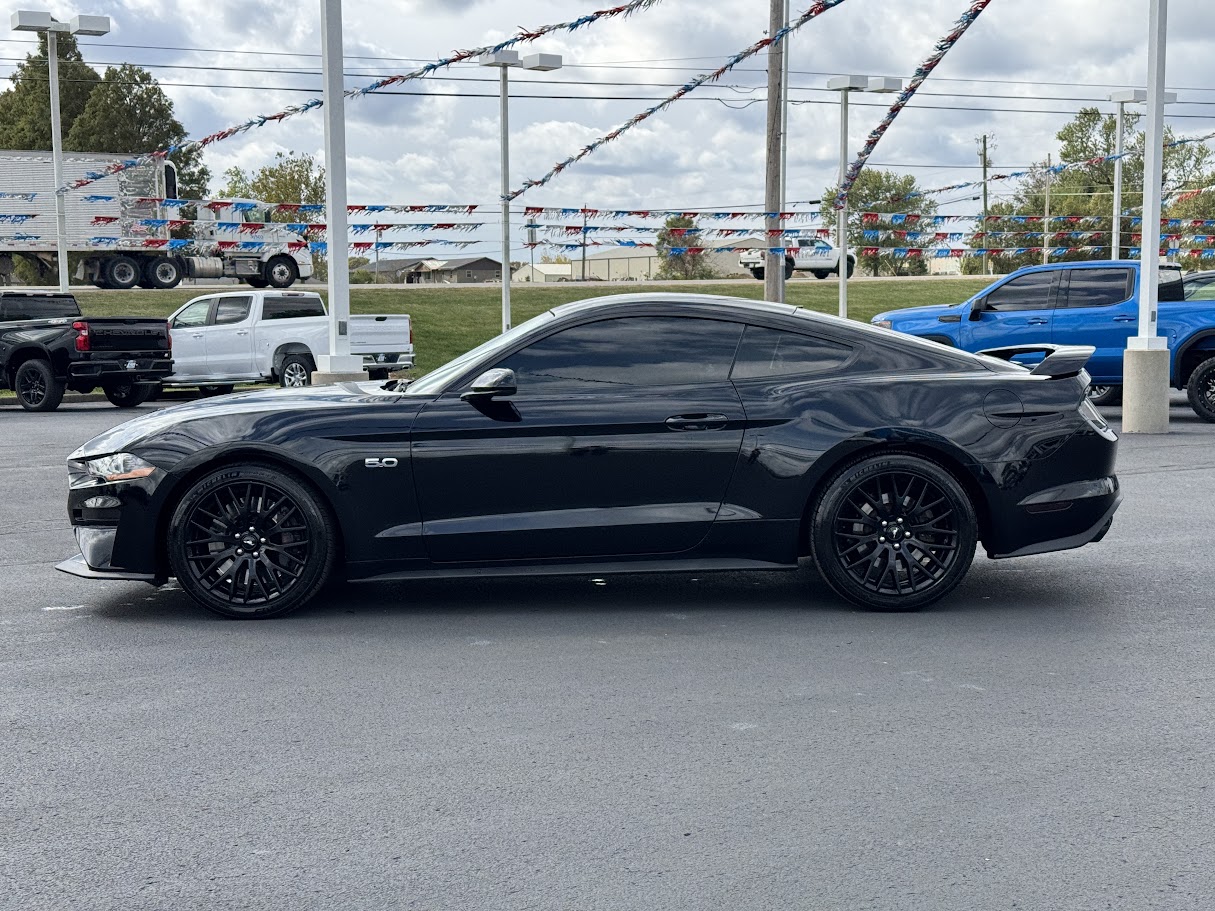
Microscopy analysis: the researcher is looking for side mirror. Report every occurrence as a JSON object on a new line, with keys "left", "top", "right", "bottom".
{"left": 460, "top": 367, "right": 517, "bottom": 401}
{"left": 968, "top": 298, "right": 988, "bottom": 321}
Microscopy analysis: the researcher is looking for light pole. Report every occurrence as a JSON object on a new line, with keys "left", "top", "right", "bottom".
{"left": 1109, "top": 87, "right": 1176, "bottom": 259}
{"left": 480, "top": 50, "right": 562, "bottom": 333}
{"left": 1123, "top": 0, "right": 1171, "bottom": 435}
{"left": 827, "top": 75, "right": 902, "bottom": 319}
{"left": 11, "top": 10, "right": 110, "bottom": 293}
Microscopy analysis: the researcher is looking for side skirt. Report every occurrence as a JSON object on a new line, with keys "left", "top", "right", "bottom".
{"left": 350, "top": 557, "right": 799, "bottom": 584}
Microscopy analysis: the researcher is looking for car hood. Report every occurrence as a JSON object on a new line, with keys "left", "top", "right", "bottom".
{"left": 873, "top": 301, "right": 965, "bottom": 322}
{"left": 71, "top": 382, "right": 411, "bottom": 460}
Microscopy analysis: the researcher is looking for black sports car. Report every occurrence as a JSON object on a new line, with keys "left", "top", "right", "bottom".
{"left": 59, "top": 293, "right": 1121, "bottom": 618}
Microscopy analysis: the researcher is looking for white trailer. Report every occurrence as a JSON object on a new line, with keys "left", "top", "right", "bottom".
{"left": 0, "top": 151, "right": 312, "bottom": 289}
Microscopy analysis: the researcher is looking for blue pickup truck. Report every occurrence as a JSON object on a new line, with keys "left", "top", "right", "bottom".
{"left": 871, "top": 260, "right": 1215, "bottom": 420}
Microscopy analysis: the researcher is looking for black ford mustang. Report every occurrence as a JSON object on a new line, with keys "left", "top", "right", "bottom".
{"left": 59, "top": 293, "right": 1121, "bottom": 618}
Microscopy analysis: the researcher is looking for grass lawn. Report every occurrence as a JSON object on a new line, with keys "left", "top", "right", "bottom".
{"left": 70, "top": 277, "right": 992, "bottom": 376}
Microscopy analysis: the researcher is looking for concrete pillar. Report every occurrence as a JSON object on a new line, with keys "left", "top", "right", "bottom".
{"left": 1121, "top": 339, "right": 1171, "bottom": 434}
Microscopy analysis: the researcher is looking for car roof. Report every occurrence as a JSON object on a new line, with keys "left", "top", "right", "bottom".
{"left": 550, "top": 292, "right": 801, "bottom": 321}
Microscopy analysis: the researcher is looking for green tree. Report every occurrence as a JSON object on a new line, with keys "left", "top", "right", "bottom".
{"left": 655, "top": 215, "right": 717, "bottom": 280}
{"left": 0, "top": 32, "right": 99, "bottom": 150}
{"left": 822, "top": 169, "right": 938, "bottom": 276}
{"left": 65, "top": 64, "right": 209, "bottom": 199}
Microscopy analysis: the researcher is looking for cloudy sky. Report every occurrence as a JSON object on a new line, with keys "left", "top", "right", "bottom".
{"left": 5, "top": 0, "right": 1215, "bottom": 257}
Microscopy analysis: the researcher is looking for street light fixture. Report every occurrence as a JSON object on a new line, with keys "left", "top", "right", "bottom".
{"left": 11, "top": 9, "right": 110, "bottom": 293}
{"left": 827, "top": 74, "right": 903, "bottom": 319}
{"left": 480, "top": 50, "right": 563, "bottom": 333}
{"left": 1109, "top": 87, "right": 1177, "bottom": 260}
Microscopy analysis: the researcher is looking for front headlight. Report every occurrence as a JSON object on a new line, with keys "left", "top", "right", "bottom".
{"left": 68, "top": 453, "right": 158, "bottom": 488}
{"left": 872, "top": 319, "right": 893, "bottom": 330}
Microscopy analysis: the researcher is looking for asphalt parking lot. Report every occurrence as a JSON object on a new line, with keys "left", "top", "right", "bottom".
{"left": 2, "top": 398, "right": 1213, "bottom": 910}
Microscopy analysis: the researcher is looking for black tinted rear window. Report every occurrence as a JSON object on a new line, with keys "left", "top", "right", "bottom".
{"left": 1, "top": 295, "right": 81, "bottom": 321}
{"left": 262, "top": 296, "right": 325, "bottom": 320}
{"left": 1063, "top": 268, "right": 1134, "bottom": 308}
{"left": 732, "top": 326, "right": 852, "bottom": 379}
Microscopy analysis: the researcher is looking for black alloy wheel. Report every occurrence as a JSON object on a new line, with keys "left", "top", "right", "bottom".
{"left": 1086, "top": 384, "right": 1122, "bottom": 406}
{"left": 1187, "top": 357, "right": 1215, "bottom": 423}
{"left": 168, "top": 465, "right": 336, "bottom": 618}
{"left": 103, "top": 381, "right": 155, "bottom": 408}
{"left": 812, "top": 453, "right": 977, "bottom": 611}
{"left": 13, "top": 359, "right": 66, "bottom": 412}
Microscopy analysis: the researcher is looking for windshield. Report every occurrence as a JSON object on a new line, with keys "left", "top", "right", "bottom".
{"left": 403, "top": 310, "right": 556, "bottom": 395}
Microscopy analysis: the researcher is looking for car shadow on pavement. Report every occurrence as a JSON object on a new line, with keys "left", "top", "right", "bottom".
{"left": 79, "top": 556, "right": 1115, "bottom": 626}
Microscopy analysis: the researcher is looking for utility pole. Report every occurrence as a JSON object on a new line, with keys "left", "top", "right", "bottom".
{"left": 980, "top": 134, "right": 990, "bottom": 276}
{"left": 373, "top": 228, "right": 381, "bottom": 284}
{"left": 1043, "top": 153, "right": 1052, "bottom": 266}
{"left": 763, "top": 0, "right": 785, "bottom": 303}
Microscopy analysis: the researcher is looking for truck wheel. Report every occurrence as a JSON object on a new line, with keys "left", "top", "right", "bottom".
{"left": 749, "top": 268, "right": 765, "bottom": 281}
{"left": 264, "top": 255, "right": 299, "bottom": 289}
{"left": 103, "top": 381, "right": 155, "bottom": 408}
{"left": 846, "top": 260, "right": 855, "bottom": 279}
{"left": 1086, "top": 385, "right": 1122, "bottom": 406}
{"left": 13, "top": 359, "right": 66, "bottom": 412}
{"left": 279, "top": 353, "right": 315, "bottom": 387}
{"left": 198, "top": 385, "right": 235, "bottom": 397}
{"left": 145, "top": 256, "right": 183, "bottom": 290}
{"left": 784, "top": 259, "right": 795, "bottom": 280}
{"left": 244, "top": 277, "right": 269, "bottom": 288}
{"left": 1186, "top": 357, "right": 1215, "bottom": 422}
{"left": 103, "top": 255, "right": 141, "bottom": 290}
{"left": 811, "top": 271, "right": 829, "bottom": 280}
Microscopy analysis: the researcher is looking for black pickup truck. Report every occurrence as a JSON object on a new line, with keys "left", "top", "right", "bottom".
{"left": 0, "top": 291, "right": 172, "bottom": 412}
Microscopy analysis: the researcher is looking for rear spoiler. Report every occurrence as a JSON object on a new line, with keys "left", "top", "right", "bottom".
{"left": 977, "top": 344, "right": 1095, "bottom": 379}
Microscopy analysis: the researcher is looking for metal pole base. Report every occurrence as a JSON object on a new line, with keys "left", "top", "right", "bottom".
{"left": 1121, "top": 341, "right": 1171, "bottom": 434}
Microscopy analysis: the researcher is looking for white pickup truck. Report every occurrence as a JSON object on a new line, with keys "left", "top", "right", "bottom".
{"left": 739, "top": 238, "right": 857, "bottom": 281}
{"left": 162, "top": 290, "right": 413, "bottom": 392}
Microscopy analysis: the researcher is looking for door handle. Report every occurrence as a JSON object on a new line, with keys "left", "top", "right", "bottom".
{"left": 191, "top": 333, "right": 204, "bottom": 339}
{"left": 666, "top": 413, "right": 729, "bottom": 431}
{"left": 1026, "top": 318, "right": 1049, "bottom": 325}
{"left": 1113, "top": 316, "right": 1137, "bottom": 323}
{"left": 235, "top": 330, "right": 250, "bottom": 336}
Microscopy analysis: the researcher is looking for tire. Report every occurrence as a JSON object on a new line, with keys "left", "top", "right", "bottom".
{"left": 1086, "top": 384, "right": 1123, "bottom": 406}
{"left": 811, "top": 271, "right": 829, "bottom": 280}
{"left": 198, "top": 384, "right": 235, "bottom": 397}
{"left": 367, "top": 367, "right": 390, "bottom": 381}
{"left": 167, "top": 464, "right": 337, "bottom": 619}
{"left": 145, "top": 256, "right": 183, "bottom": 290}
{"left": 264, "top": 255, "right": 299, "bottom": 289}
{"left": 750, "top": 268, "right": 765, "bottom": 281}
{"left": 13, "top": 359, "right": 66, "bottom": 412}
{"left": 244, "top": 277, "right": 269, "bottom": 289}
{"left": 811, "top": 452, "right": 977, "bottom": 611}
{"left": 102, "top": 381, "right": 155, "bottom": 408}
{"left": 784, "top": 259, "right": 795, "bottom": 280}
{"left": 279, "top": 353, "right": 314, "bottom": 388}
{"left": 838, "top": 259, "right": 856, "bottom": 279}
{"left": 103, "top": 255, "right": 141, "bottom": 290}
{"left": 1186, "top": 357, "right": 1215, "bottom": 422}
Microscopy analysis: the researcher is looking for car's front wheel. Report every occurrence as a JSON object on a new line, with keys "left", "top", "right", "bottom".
{"left": 811, "top": 453, "right": 977, "bottom": 611}
{"left": 1187, "top": 357, "right": 1215, "bottom": 423}
{"left": 102, "top": 381, "right": 155, "bottom": 408}
{"left": 168, "top": 464, "right": 337, "bottom": 618}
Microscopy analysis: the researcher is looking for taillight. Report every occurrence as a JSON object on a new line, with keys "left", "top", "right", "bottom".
{"left": 166, "top": 320, "right": 172, "bottom": 350}
{"left": 73, "top": 320, "right": 90, "bottom": 352}
{"left": 409, "top": 323, "right": 413, "bottom": 345}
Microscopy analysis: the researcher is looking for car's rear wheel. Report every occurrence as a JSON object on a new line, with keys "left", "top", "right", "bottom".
{"left": 279, "top": 353, "right": 314, "bottom": 387}
{"left": 811, "top": 453, "right": 977, "bottom": 611}
{"left": 1186, "top": 357, "right": 1215, "bottom": 422}
{"left": 198, "top": 384, "right": 235, "bottom": 397}
{"left": 1086, "top": 384, "right": 1122, "bottom": 406}
{"left": 168, "top": 465, "right": 336, "bottom": 619}
{"left": 102, "top": 381, "right": 155, "bottom": 408}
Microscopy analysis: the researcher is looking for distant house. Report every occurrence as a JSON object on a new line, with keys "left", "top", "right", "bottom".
{"left": 513, "top": 262, "right": 574, "bottom": 283}
{"left": 363, "top": 256, "right": 502, "bottom": 284}
{"left": 580, "top": 237, "right": 764, "bottom": 281}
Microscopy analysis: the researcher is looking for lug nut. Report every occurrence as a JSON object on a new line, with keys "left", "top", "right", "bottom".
{"left": 879, "top": 536, "right": 886, "bottom": 543}
{"left": 893, "top": 543, "right": 900, "bottom": 550}
{"left": 237, "top": 549, "right": 243, "bottom": 555}
{"left": 260, "top": 538, "right": 266, "bottom": 544}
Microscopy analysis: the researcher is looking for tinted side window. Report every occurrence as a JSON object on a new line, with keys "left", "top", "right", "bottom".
{"left": 172, "top": 300, "right": 211, "bottom": 328}
{"left": 732, "top": 326, "right": 851, "bottom": 379}
{"left": 983, "top": 271, "right": 1055, "bottom": 311}
{"left": 1063, "top": 269, "right": 1133, "bottom": 308}
{"left": 263, "top": 296, "right": 325, "bottom": 320}
{"left": 212, "top": 297, "right": 251, "bottom": 325}
{"left": 1, "top": 295, "right": 80, "bottom": 321}
{"left": 1184, "top": 276, "right": 1215, "bottom": 301}
{"left": 495, "top": 317, "right": 744, "bottom": 390}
